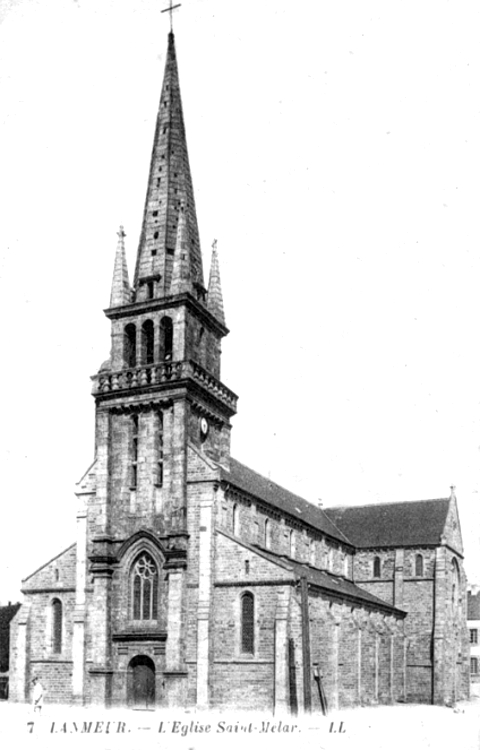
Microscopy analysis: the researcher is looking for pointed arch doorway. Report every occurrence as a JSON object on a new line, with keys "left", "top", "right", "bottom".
{"left": 127, "top": 655, "right": 156, "bottom": 708}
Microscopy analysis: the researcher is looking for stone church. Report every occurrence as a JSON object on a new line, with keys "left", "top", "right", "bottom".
{"left": 9, "top": 31, "right": 469, "bottom": 712}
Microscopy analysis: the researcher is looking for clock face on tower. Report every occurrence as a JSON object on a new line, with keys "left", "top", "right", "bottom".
{"left": 200, "top": 417, "right": 209, "bottom": 441}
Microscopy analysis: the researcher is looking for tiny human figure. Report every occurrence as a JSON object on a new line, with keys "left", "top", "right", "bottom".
{"left": 31, "top": 676, "right": 44, "bottom": 714}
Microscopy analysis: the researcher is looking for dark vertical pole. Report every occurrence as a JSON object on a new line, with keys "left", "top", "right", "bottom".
{"left": 288, "top": 638, "right": 298, "bottom": 714}
{"left": 300, "top": 576, "right": 312, "bottom": 711}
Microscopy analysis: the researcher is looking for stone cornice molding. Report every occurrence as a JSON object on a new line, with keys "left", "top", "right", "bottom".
{"left": 104, "top": 291, "right": 229, "bottom": 338}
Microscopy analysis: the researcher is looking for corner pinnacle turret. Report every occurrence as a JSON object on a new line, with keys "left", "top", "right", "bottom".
{"left": 110, "top": 226, "right": 131, "bottom": 307}
{"left": 207, "top": 240, "right": 225, "bottom": 325}
{"left": 133, "top": 32, "right": 204, "bottom": 300}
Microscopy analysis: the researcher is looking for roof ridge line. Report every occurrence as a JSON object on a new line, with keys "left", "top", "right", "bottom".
{"left": 230, "top": 456, "right": 314, "bottom": 504}
{"left": 326, "top": 497, "right": 450, "bottom": 511}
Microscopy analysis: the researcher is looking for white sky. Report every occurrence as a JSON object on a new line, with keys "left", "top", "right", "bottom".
{"left": 0, "top": 0, "right": 479, "bottom": 603}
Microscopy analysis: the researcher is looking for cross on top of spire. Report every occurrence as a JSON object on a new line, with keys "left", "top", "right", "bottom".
{"left": 161, "top": 0, "right": 182, "bottom": 32}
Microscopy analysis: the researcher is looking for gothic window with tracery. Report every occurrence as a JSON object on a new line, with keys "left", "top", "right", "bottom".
{"left": 132, "top": 554, "right": 159, "bottom": 621}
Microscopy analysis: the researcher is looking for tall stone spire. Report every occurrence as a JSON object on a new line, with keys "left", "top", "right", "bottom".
{"left": 110, "top": 226, "right": 131, "bottom": 307}
{"left": 207, "top": 239, "right": 225, "bottom": 325}
{"left": 133, "top": 32, "right": 204, "bottom": 298}
{"left": 170, "top": 205, "right": 191, "bottom": 294}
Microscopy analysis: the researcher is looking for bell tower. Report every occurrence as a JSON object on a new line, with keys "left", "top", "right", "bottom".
{"left": 85, "top": 31, "right": 237, "bottom": 706}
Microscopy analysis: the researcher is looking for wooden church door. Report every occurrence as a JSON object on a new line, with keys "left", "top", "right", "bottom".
{"left": 128, "top": 655, "right": 156, "bottom": 708}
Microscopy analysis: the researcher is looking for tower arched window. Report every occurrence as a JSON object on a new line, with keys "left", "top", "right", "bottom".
{"left": 373, "top": 556, "right": 381, "bottom": 578}
{"left": 141, "top": 320, "right": 154, "bottom": 365}
{"left": 124, "top": 323, "right": 137, "bottom": 368}
{"left": 415, "top": 554, "right": 424, "bottom": 577}
{"left": 52, "top": 598, "right": 62, "bottom": 654}
{"left": 241, "top": 592, "right": 255, "bottom": 654}
{"left": 131, "top": 553, "right": 159, "bottom": 621}
{"left": 159, "top": 317, "right": 173, "bottom": 361}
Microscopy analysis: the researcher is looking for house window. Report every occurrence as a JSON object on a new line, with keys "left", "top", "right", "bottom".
{"left": 415, "top": 554, "right": 424, "bottom": 577}
{"left": 52, "top": 598, "right": 62, "bottom": 654}
{"left": 241, "top": 592, "right": 254, "bottom": 654}
{"left": 124, "top": 323, "right": 136, "bottom": 368}
{"left": 132, "top": 553, "right": 158, "bottom": 621}
{"left": 159, "top": 317, "right": 173, "bottom": 361}
{"left": 471, "top": 657, "right": 478, "bottom": 675}
{"left": 470, "top": 629, "right": 478, "bottom": 644}
{"left": 373, "top": 556, "right": 381, "bottom": 578}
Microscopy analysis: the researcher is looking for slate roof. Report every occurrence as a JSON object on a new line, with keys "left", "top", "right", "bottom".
{"left": 468, "top": 591, "right": 480, "bottom": 620}
{"left": 259, "top": 548, "right": 405, "bottom": 614}
{"left": 325, "top": 498, "right": 451, "bottom": 549}
{"left": 221, "top": 458, "right": 351, "bottom": 545}
{"left": 217, "top": 529, "right": 404, "bottom": 615}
